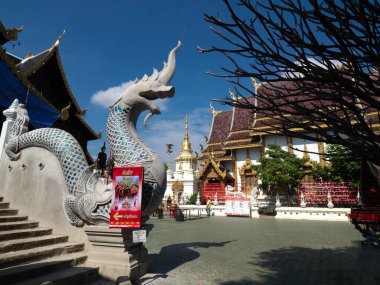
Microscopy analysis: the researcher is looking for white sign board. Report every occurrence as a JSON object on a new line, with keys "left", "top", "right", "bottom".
{"left": 132, "top": 230, "right": 147, "bottom": 243}
{"left": 225, "top": 197, "right": 251, "bottom": 216}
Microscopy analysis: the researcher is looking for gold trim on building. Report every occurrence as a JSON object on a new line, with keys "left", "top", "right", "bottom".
{"left": 223, "top": 143, "right": 262, "bottom": 150}
{"left": 287, "top": 136, "right": 293, "bottom": 154}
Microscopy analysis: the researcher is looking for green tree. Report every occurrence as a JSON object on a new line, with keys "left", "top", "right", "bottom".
{"left": 311, "top": 144, "right": 361, "bottom": 187}
{"left": 256, "top": 145, "right": 308, "bottom": 199}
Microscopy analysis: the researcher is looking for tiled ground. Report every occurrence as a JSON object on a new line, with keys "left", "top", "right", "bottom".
{"left": 139, "top": 216, "right": 379, "bottom": 285}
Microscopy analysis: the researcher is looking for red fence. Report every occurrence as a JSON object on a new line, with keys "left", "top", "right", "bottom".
{"left": 298, "top": 181, "right": 358, "bottom": 207}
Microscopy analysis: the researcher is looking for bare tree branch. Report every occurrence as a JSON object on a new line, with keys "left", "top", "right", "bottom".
{"left": 201, "top": 0, "right": 380, "bottom": 166}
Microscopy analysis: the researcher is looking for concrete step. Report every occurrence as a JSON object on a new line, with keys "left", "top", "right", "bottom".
{"left": 0, "top": 234, "right": 69, "bottom": 253}
{"left": 0, "top": 252, "right": 88, "bottom": 284}
{"left": 0, "top": 228, "right": 53, "bottom": 242}
{"left": 0, "top": 202, "right": 10, "bottom": 209}
{"left": 0, "top": 208, "right": 18, "bottom": 216}
{"left": 0, "top": 215, "right": 28, "bottom": 223}
{"left": 0, "top": 242, "right": 85, "bottom": 269}
{"left": 11, "top": 266, "right": 99, "bottom": 285}
{"left": 0, "top": 220, "right": 39, "bottom": 231}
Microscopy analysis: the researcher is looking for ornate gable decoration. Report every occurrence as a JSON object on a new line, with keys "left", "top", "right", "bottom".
{"left": 198, "top": 158, "right": 227, "bottom": 180}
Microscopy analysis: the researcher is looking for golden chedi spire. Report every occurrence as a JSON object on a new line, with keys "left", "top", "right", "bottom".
{"left": 176, "top": 114, "right": 194, "bottom": 161}
{"left": 182, "top": 114, "right": 192, "bottom": 154}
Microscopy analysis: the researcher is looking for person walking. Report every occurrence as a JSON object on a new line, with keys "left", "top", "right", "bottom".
{"left": 206, "top": 197, "right": 212, "bottom": 216}
{"left": 96, "top": 143, "right": 107, "bottom": 177}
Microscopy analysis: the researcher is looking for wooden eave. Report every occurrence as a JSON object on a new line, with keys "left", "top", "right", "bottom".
{"left": 22, "top": 46, "right": 82, "bottom": 112}
{"left": 75, "top": 114, "right": 102, "bottom": 140}
{"left": 18, "top": 45, "right": 100, "bottom": 139}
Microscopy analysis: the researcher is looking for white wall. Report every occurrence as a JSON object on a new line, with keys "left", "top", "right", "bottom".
{"left": 264, "top": 135, "right": 288, "bottom": 151}
{"left": 292, "top": 136, "right": 321, "bottom": 161}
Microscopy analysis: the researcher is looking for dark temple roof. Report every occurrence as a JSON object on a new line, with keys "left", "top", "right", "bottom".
{"left": 16, "top": 45, "right": 100, "bottom": 141}
{"left": 203, "top": 110, "right": 232, "bottom": 153}
{"left": 223, "top": 96, "right": 257, "bottom": 149}
{"left": 0, "top": 46, "right": 60, "bottom": 129}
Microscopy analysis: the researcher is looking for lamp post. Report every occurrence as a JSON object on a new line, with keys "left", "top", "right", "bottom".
{"left": 166, "top": 144, "right": 174, "bottom": 171}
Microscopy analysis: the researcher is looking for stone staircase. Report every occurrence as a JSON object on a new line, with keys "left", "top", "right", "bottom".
{"left": 0, "top": 196, "right": 100, "bottom": 284}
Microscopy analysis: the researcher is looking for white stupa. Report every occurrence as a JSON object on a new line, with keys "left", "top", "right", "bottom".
{"left": 166, "top": 115, "right": 197, "bottom": 204}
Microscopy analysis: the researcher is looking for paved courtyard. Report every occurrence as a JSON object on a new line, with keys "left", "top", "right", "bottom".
{"left": 140, "top": 215, "right": 379, "bottom": 285}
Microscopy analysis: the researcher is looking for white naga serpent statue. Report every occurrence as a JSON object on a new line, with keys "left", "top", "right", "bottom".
{"left": 5, "top": 41, "right": 181, "bottom": 227}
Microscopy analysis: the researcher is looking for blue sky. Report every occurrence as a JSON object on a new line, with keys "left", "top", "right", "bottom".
{"left": 1, "top": 0, "right": 237, "bottom": 165}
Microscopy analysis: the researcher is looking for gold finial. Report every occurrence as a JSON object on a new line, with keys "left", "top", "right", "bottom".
{"left": 251, "top": 77, "right": 261, "bottom": 94}
{"left": 177, "top": 115, "right": 193, "bottom": 160}
{"left": 229, "top": 88, "right": 237, "bottom": 101}
{"left": 25, "top": 52, "right": 33, "bottom": 59}
{"left": 54, "top": 29, "right": 66, "bottom": 48}
{"left": 210, "top": 102, "right": 217, "bottom": 116}
{"left": 60, "top": 102, "right": 71, "bottom": 121}
{"left": 181, "top": 114, "right": 192, "bottom": 153}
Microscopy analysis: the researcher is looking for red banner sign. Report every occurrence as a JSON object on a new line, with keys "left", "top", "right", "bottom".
{"left": 109, "top": 167, "right": 143, "bottom": 229}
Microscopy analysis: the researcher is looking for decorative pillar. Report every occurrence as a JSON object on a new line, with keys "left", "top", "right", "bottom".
{"left": 357, "top": 190, "right": 363, "bottom": 206}
{"left": 196, "top": 192, "right": 201, "bottom": 206}
{"left": 85, "top": 224, "right": 153, "bottom": 284}
{"left": 0, "top": 99, "right": 19, "bottom": 164}
{"left": 213, "top": 192, "right": 219, "bottom": 206}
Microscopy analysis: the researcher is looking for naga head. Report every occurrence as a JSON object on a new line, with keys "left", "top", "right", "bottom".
{"left": 115, "top": 41, "right": 181, "bottom": 124}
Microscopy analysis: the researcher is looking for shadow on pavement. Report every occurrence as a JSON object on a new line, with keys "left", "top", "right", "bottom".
{"left": 146, "top": 240, "right": 234, "bottom": 280}
{"left": 218, "top": 244, "right": 380, "bottom": 285}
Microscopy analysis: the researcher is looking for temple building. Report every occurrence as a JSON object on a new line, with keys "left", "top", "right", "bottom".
{"left": 0, "top": 22, "right": 100, "bottom": 163}
{"left": 198, "top": 83, "right": 325, "bottom": 200}
{"left": 166, "top": 115, "right": 197, "bottom": 204}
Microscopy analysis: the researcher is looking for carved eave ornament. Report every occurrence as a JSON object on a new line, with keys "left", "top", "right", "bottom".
{"left": 0, "top": 22, "right": 23, "bottom": 44}
{"left": 210, "top": 102, "right": 222, "bottom": 117}
{"left": 60, "top": 102, "right": 71, "bottom": 121}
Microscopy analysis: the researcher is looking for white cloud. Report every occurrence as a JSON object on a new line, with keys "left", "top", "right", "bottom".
{"left": 283, "top": 58, "right": 343, "bottom": 78}
{"left": 90, "top": 81, "right": 170, "bottom": 112}
{"left": 154, "top": 98, "right": 169, "bottom": 112}
{"left": 90, "top": 80, "right": 135, "bottom": 108}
